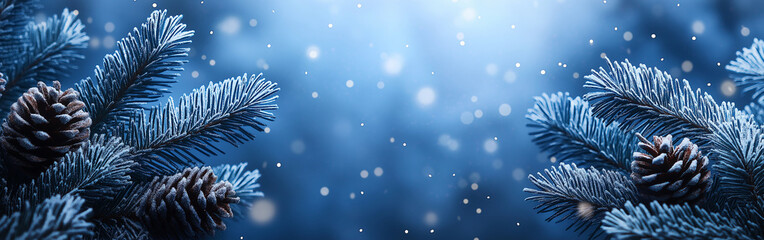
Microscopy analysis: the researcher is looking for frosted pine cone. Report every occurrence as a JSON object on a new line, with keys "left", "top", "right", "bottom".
{"left": 631, "top": 133, "right": 711, "bottom": 204}
{"left": 138, "top": 166, "right": 240, "bottom": 238}
{"left": 1, "top": 81, "right": 91, "bottom": 177}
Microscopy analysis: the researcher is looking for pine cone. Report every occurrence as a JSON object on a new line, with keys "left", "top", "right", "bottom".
{"left": 138, "top": 167, "right": 240, "bottom": 238}
{"left": 1, "top": 81, "right": 91, "bottom": 177}
{"left": 631, "top": 133, "right": 711, "bottom": 204}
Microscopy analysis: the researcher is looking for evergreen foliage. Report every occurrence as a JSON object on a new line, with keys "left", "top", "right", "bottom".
{"left": 0, "top": 195, "right": 93, "bottom": 240}
{"left": 524, "top": 39, "right": 764, "bottom": 238}
{"left": 119, "top": 73, "right": 278, "bottom": 178}
{"left": 0, "top": 8, "right": 88, "bottom": 114}
{"left": 0, "top": 3, "right": 276, "bottom": 239}
{"left": 601, "top": 201, "right": 748, "bottom": 239}
{"left": 75, "top": 10, "right": 193, "bottom": 133}
{"left": 527, "top": 92, "right": 636, "bottom": 172}
{"left": 524, "top": 163, "right": 639, "bottom": 237}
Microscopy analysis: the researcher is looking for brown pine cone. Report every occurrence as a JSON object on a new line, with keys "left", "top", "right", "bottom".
{"left": 1, "top": 81, "right": 91, "bottom": 177}
{"left": 631, "top": 133, "right": 711, "bottom": 204}
{"left": 138, "top": 166, "right": 240, "bottom": 238}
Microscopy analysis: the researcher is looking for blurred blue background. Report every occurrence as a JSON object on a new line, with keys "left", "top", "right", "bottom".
{"left": 37, "top": 0, "right": 764, "bottom": 239}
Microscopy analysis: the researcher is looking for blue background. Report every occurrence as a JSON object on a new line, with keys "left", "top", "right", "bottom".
{"left": 38, "top": 0, "right": 764, "bottom": 239}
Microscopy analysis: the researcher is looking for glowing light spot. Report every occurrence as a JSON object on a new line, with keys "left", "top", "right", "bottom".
{"left": 474, "top": 109, "right": 483, "bottom": 118}
{"left": 306, "top": 45, "right": 320, "bottom": 59}
{"left": 721, "top": 80, "right": 737, "bottom": 96}
{"left": 382, "top": 54, "right": 404, "bottom": 75}
{"left": 374, "top": 167, "right": 384, "bottom": 177}
{"left": 328, "top": 23, "right": 333, "bottom": 28}
{"left": 483, "top": 139, "right": 498, "bottom": 153}
{"left": 512, "top": 168, "right": 526, "bottom": 181}
{"left": 651, "top": 33, "right": 656, "bottom": 38}
{"left": 320, "top": 187, "right": 330, "bottom": 196}
{"left": 249, "top": 199, "right": 276, "bottom": 224}
{"left": 104, "top": 22, "right": 115, "bottom": 33}
{"left": 460, "top": 112, "right": 474, "bottom": 125}
{"left": 346, "top": 80, "right": 354, "bottom": 88}
{"left": 191, "top": 71, "right": 199, "bottom": 78}
{"left": 209, "top": 59, "right": 216, "bottom": 66}
{"left": 459, "top": 40, "right": 466, "bottom": 46}
{"left": 249, "top": 19, "right": 258, "bottom": 27}
{"left": 692, "top": 20, "right": 705, "bottom": 34}
{"left": 471, "top": 183, "right": 478, "bottom": 190}
{"left": 89, "top": 38, "right": 100, "bottom": 48}
{"left": 623, "top": 31, "right": 633, "bottom": 41}
{"left": 416, "top": 87, "right": 436, "bottom": 106}
{"left": 424, "top": 212, "right": 438, "bottom": 226}
{"left": 461, "top": 8, "right": 477, "bottom": 21}
{"left": 476, "top": 208, "right": 482, "bottom": 214}
{"left": 577, "top": 201, "right": 596, "bottom": 219}
{"left": 218, "top": 16, "right": 241, "bottom": 34}
{"left": 499, "top": 104, "right": 512, "bottom": 116}
{"left": 291, "top": 140, "right": 305, "bottom": 154}
{"left": 681, "top": 60, "right": 693, "bottom": 72}
{"left": 463, "top": 198, "right": 469, "bottom": 204}
{"left": 360, "top": 170, "right": 369, "bottom": 178}
{"left": 311, "top": 92, "right": 318, "bottom": 98}
{"left": 742, "top": 26, "right": 751, "bottom": 36}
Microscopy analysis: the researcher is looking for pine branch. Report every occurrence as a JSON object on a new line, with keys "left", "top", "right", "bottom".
{"left": 523, "top": 163, "right": 640, "bottom": 237}
{"left": 724, "top": 196, "right": 764, "bottom": 239}
{"left": 584, "top": 58, "right": 744, "bottom": 147}
{"left": 728, "top": 38, "right": 764, "bottom": 100}
{"left": 745, "top": 97, "right": 764, "bottom": 125}
{"left": 601, "top": 201, "right": 750, "bottom": 239}
{"left": 711, "top": 117, "right": 764, "bottom": 204}
{"left": 0, "top": 195, "right": 93, "bottom": 239}
{"left": 527, "top": 92, "right": 636, "bottom": 172}
{"left": 0, "top": 8, "right": 88, "bottom": 114}
{"left": 2, "top": 134, "right": 134, "bottom": 215}
{"left": 90, "top": 217, "right": 148, "bottom": 240}
{"left": 76, "top": 9, "right": 193, "bottom": 133}
{"left": 119, "top": 73, "right": 278, "bottom": 178}
{"left": 0, "top": 0, "right": 39, "bottom": 61}
{"left": 213, "top": 163, "right": 263, "bottom": 216}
